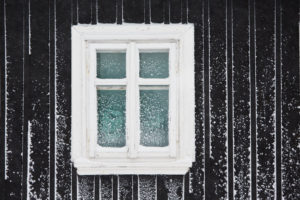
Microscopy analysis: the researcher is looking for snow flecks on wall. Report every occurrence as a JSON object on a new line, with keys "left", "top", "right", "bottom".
{"left": 119, "top": 175, "right": 133, "bottom": 200}
{"left": 208, "top": 0, "right": 228, "bottom": 199}
{"left": 187, "top": 1, "right": 205, "bottom": 197}
{"left": 256, "top": 0, "right": 276, "bottom": 198}
{"left": 281, "top": 0, "right": 300, "bottom": 198}
{"left": 0, "top": 0, "right": 299, "bottom": 199}
{"left": 4, "top": 0, "right": 24, "bottom": 199}
{"left": 55, "top": 0, "right": 72, "bottom": 198}
{"left": 78, "top": 176, "right": 95, "bottom": 200}
{"left": 232, "top": 0, "right": 251, "bottom": 199}
{"left": 157, "top": 175, "right": 183, "bottom": 200}
{"left": 139, "top": 175, "right": 156, "bottom": 200}
{"left": 100, "top": 176, "right": 113, "bottom": 200}
{"left": 28, "top": 119, "right": 50, "bottom": 200}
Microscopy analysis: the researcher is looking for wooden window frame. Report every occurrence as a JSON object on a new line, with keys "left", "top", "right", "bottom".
{"left": 71, "top": 24, "right": 195, "bottom": 175}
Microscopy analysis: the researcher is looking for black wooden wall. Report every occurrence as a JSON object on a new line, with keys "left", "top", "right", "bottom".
{"left": 0, "top": 0, "right": 299, "bottom": 199}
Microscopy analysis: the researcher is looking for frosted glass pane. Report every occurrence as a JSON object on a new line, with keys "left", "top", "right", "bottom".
{"left": 139, "top": 52, "right": 169, "bottom": 78}
{"left": 140, "top": 89, "right": 169, "bottom": 147}
{"left": 97, "top": 90, "right": 126, "bottom": 147}
{"left": 97, "top": 53, "right": 126, "bottom": 79}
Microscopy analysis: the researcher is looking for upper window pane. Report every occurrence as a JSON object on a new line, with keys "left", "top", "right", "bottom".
{"left": 97, "top": 90, "right": 126, "bottom": 147}
{"left": 139, "top": 52, "right": 169, "bottom": 78}
{"left": 97, "top": 52, "right": 126, "bottom": 79}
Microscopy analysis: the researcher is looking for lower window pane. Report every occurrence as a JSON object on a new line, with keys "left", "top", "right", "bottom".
{"left": 140, "top": 88, "right": 169, "bottom": 147}
{"left": 97, "top": 90, "right": 126, "bottom": 147}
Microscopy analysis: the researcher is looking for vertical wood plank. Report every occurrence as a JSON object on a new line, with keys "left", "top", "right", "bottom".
{"left": 0, "top": 0, "right": 5, "bottom": 199}
{"left": 139, "top": 175, "right": 156, "bottom": 200}
{"left": 22, "top": 1, "right": 31, "bottom": 198}
{"left": 71, "top": 0, "right": 78, "bottom": 25}
{"left": 157, "top": 175, "right": 183, "bottom": 200}
{"left": 28, "top": 0, "right": 50, "bottom": 199}
{"left": 144, "top": 0, "right": 150, "bottom": 24}
{"left": 98, "top": 0, "right": 116, "bottom": 23}
{"left": 207, "top": 0, "right": 227, "bottom": 199}
{"left": 163, "top": 0, "right": 170, "bottom": 24}
{"left": 116, "top": 0, "right": 122, "bottom": 24}
{"left": 91, "top": 0, "right": 97, "bottom": 24}
{"left": 78, "top": 0, "right": 92, "bottom": 24}
{"left": 95, "top": 176, "right": 100, "bottom": 200}
{"left": 150, "top": 0, "right": 164, "bottom": 23}
{"left": 203, "top": 0, "right": 211, "bottom": 199}
{"left": 255, "top": 0, "right": 276, "bottom": 198}
{"left": 4, "top": 0, "right": 24, "bottom": 198}
{"left": 100, "top": 175, "right": 113, "bottom": 200}
{"left": 274, "top": 0, "right": 282, "bottom": 199}
{"left": 170, "top": 0, "right": 181, "bottom": 23}
{"left": 281, "top": 0, "right": 300, "bottom": 199}
{"left": 187, "top": 1, "right": 204, "bottom": 199}
{"left": 132, "top": 175, "right": 138, "bottom": 200}
{"left": 113, "top": 176, "right": 118, "bottom": 200}
{"left": 226, "top": 0, "right": 234, "bottom": 199}
{"left": 49, "top": 0, "right": 55, "bottom": 199}
{"left": 56, "top": 0, "right": 72, "bottom": 199}
{"left": 119, "top": 175, "right": 132, "bottom": 200}
{"left": 123, "top": 0, "right": 144, "bottom": 23}
{"left": 232, "top": 0, "right": 251, "bottom": 199}
{"left": 78, "top": 176, "right": 95, "bottom": 200}
{"left": 72, "top": 166, "right": 78, "bottom": 200}
{"left": 181, "top": 0, "right": 187, "bottom": 23}
{"left": 249, "top": 0, "right": 257, "bottom": 198}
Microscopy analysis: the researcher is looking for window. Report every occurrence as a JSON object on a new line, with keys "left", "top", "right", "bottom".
{"left": 72, "top": 24, "right": 195, "bottom": 175}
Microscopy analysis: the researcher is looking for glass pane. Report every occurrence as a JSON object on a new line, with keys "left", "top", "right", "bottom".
{"left": 97, "top": 52, "right": 126, "bottom": 79}
{"left": 139, "top": 52, "right": 169, "bottom": 78}
{"left": 140, "top": 88, "right": 169, "bottom": 147}
{"left": 97, "top": 90, "right": 126, "bottom": 147}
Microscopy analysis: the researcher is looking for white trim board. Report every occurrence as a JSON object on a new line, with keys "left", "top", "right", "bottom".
{"left": 72, "top": 24, "right": 195, "bottom": 175}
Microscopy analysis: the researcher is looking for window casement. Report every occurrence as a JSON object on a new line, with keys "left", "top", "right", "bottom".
{"left": 72, "top": 24, "right": 195, "bottom": 175}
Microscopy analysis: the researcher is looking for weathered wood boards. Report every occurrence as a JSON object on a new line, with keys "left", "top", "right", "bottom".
{"left": 0, "top": 0, "right": 299, "bottom": 199}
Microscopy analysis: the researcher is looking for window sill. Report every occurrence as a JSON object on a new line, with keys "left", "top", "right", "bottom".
{"left": 73, "top": 158, "right": 193, "bottom": 175}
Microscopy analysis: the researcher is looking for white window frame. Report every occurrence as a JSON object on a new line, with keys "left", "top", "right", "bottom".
{"left": 72, "top": 24, "right": 195, "bottom": 175}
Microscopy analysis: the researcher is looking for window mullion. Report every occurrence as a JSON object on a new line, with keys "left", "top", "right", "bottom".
{"left": 128, "top": 42, "right": 138, "bottom": 158}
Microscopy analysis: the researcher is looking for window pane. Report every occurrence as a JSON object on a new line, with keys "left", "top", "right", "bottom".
{"left": 140, "top": 88, "right": 169, "bottom": 147}
{"left": 139, "top": 52, "right": 169, "bottom": 78}
{"left": 97, "top": 52, "right": 126, "bottom": 79}
{"left": 97, "top": 90, "right": 126, "bottom": 147}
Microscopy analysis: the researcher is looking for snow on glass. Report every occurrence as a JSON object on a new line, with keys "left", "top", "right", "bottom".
{"left": 140, "top": 88, "right": 169, "bottom": 147}
{"left": 96, "top": 51, "right": 170, "bottom": 148}
{"left": 97, "top": 90, "right": 126, "bottom": 147}
{"left": 97, "top": 52, "right": 126, "bottom": 79}
{"left": 139, "top": 52, "right": 169, "bottom": 78}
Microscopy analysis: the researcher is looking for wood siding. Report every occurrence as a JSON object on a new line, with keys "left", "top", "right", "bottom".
{"left": 0, "top": 0, "right": 299, "bottom": 199}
